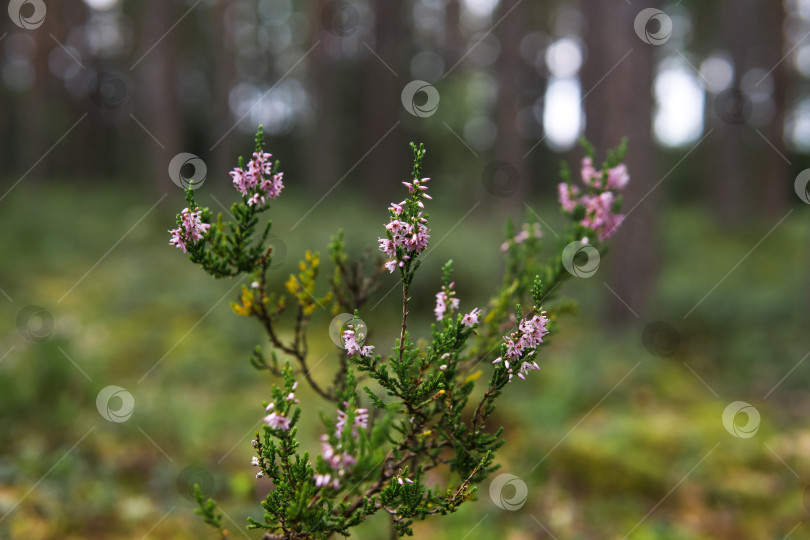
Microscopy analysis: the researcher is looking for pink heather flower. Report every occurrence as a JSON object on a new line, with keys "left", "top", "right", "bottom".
{"left": 607, "top": 163, "right": 629, "bottom": 190}
{"left": 557, "top": 183, "right": 581, "bottom": 213}
{"left": 461, "top": 308, "right": 481, "bottom": 327}
{"left": 316, "top": 434, "right": 356, "bottom": 489}
{"left": 264, "top": 412, "right": 291, "bottom": 431}
{"left": 581, "top": 192, "right": 624, "bottom": 241}
{"left": 168, "top": 207, "right": 210, "bottom": 253}
{"left": 335, "top": 404, "right": 369, "bottom": 438}
{"left": 342, "top": 327, "right": 374, "bottom": 358}
{"left": 232, "top": 152, "right": 283, "bottom": 204}
{"left": 381, "top": 179, "right": 432, "bottom": 271}
{"left": 395, "top": 469, "right": 415, "bottom": 485}
{"left": 493, "top": 312, "right": 549, "bottom": 382}
{"left": 580, "top": 157, "right": 601, "bottom": 187}
{"left": 434, "top": 289, "right": 459, "bottom": 321}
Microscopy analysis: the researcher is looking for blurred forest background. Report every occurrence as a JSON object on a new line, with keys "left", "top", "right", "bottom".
{"left": 2, "top": 0, "right": 810, "bottom": 538}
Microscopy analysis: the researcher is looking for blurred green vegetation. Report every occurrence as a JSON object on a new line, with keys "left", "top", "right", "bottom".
{"left": 1, "top": 184, "right": 809, "bottom": 540}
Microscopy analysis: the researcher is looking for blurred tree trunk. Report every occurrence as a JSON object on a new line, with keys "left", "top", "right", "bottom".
{"left": 361, "top": 0, "right": 406, "bottom": 201}
{"left": 710, "top": 0, "right": 753, "bottom": 225}
{"left": 137, "top": 0, "right": 181, "bottom": 195}
{"left": 581, "top": 1, "right": 657, "bottom": 321}
{"left": 444, "top": 0, "right": 462, "bottom": 67}
{"left": 759, "top": 0, "right": 789, "bottom": 218}
{"left": 209, "top": 0, "right": 236, "bottom": 186}
{"left": 306, "top": 0, "right": 339, "bottom": 190}
{"left": 494, "top": 0, "right": 527, "bottom": 202}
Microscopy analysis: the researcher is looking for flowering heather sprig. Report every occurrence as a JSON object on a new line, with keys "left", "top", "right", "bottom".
{"left": 492, "top": 312, "right": 550, "bottom": 381}
{"left": 231, "top": 150, "right": 284, "bottom": 207}
{"left": 500, "top": 222, "right": 543, "bottom": 252}
{"left": 342, "top": 325, "right": 375, "bottom": 358}
{"left": 168, "top": 207, "right": 210, "bottom": 253}
{"left": 434, "top": 281, "right": 459, "bottom": 321}
{"left": 335, "top": 402, "right": 369, "bottom": 438}
{"left": 558, "top": 141, "right": 629, "bottom": 241}
{"left": 379, "top": 143, "right": 431, "bottom": 274}
{"left": 170, "top": 132, "right": 629, "bottom": 540}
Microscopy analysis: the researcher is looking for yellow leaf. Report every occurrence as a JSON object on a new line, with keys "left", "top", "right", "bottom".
{"left": 464, "top": 370, "right": 482, "bottom": 384}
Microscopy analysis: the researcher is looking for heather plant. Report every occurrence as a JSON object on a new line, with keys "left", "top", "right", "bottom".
{"left": 168, "top": 127, "right": 629, "bottom": 539}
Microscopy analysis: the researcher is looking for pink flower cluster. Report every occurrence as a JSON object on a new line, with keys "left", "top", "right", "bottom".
{"left": 558, "top": 156, "right": 629, "bottom": 241}
{"left": 500, "top": 222, "right": 543, "bottom": 252}
{"left": 315, "top": 402, "right": 367, "bottom": 490}
{"left": 168, "top": 207, "right": 211, "bottom": 253}
{"left": 335, "top": 403, "right": 369, "bottom": 438}
{"left": 229, "top": 151, "right": 284, "bottom": 207}
{"left": 493, "top": 312, "right": 549, "bottom": 381}
{"left": 314, "top": 435, "right": 357, "bottom": 490}
{"left": 379, "top": 178, "right": 432, "bottom": 273}
{"left": 342, "top": 326, "right": 374, "bottom": 358}
{"left": 262, "top": 382, "right": 298, "bottom": 431}
{"left": 434, "top": 283, "right": 459, "bottom": 321}
{"left": 435, "top": 283, "right": 481, "bottom": 327}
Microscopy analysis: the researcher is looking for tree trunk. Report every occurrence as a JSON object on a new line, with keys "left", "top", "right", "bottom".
{"left": 581, "top": 0, "right": 658, "bottom": 321}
